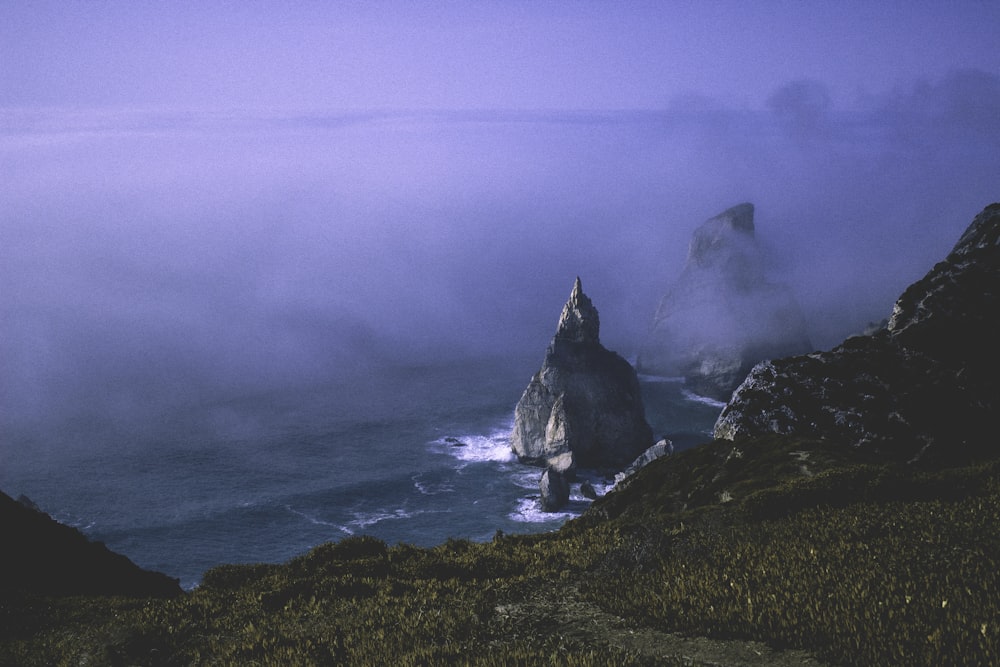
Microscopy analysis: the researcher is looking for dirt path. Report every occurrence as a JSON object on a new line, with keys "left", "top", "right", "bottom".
{"left": 494, "top": 584, "right": 828, "bottom": 666}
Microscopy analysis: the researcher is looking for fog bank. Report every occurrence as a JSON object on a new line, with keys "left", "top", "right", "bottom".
{"left": 2, "top": 71, "right": 999, "bottom": 433}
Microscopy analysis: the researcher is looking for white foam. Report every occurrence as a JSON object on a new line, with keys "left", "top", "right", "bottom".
{"left": 285, "top": 505, "right": 345, "bottom": 529}
{"left": 346, "top": 507, "right": 450, "bottom": 531}
{"left": 511, "top": 468, "right": 542, "bottom": 490}
{"left": 681, "top": 389, "right": 727, "bottom": 409}
{"left": 286, "top": 505, "right": 357, "bottom": 537}
{"left": 349, "top": 508, "right": 415, "bottom": 529}
{"left": 287, "top": 505, "right": 445, "bottom": 535}
{"left": 512, "top": 470, "right": 614, "bottom": 501}
{"left": 411, "top": 474, "right": 455, "bottom": 495}
{"left": 431, "top": 422, "right": 516, "bottom": 464}
{"left": 507, "top": 497, "right": 579, "bottom": 523}
{"left": 54, "top": 510, "right": 96, "bottom": 531}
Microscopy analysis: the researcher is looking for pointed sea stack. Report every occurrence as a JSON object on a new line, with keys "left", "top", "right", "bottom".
{"left": 511, "top": 278, "right": 653, "bottom": 475}
{"left": 637, "top": 203, "right": 812, "bottom": 400}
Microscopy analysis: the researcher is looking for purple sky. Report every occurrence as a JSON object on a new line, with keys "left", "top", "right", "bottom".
{"left": 3, "top": 1, "right": 999, "bottom": 111}
{"left": 2, "top": 2, "right": 999, "bottom": 432}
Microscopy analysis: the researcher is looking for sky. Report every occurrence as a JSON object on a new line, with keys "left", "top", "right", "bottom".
{"left": 3, "top": 1, "right": 1000, "bottom": 111}
{"left": 2, "top": 1, "right": 1000, "bottom": 433}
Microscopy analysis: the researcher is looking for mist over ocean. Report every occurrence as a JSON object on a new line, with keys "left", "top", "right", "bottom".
{"left": 1, "top": 355, "right": 721, "bottom": 590}
{"left": 3, "top": 84, "right": 999, "bottom": 589}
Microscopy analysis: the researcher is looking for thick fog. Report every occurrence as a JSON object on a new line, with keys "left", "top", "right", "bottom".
{"left": 2, "top": 70, "right": 999, "bottom": 435}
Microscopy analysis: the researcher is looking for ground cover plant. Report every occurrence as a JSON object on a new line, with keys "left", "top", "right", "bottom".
{"left": 2, "top": 434, "right": 998, "bottom": 665}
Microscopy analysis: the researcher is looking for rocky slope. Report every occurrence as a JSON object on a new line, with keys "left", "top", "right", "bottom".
{"left": 7, "top": 435, "right": 997, "bottom": 666}
{"left": 638, "top": 203, "right": 812, "bottom": 400}
{"left": 715, "top": 203, "right": 1000, "bottom": 463}
{"left": 0, "top": 490, "right": 182, "bottom": 598}
{"left": 511, "top": 277, "right": 652, "bottom": 473}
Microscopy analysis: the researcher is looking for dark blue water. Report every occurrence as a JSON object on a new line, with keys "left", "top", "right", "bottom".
{"left": 0, "top": 356, "right": 722, "bottom": 589}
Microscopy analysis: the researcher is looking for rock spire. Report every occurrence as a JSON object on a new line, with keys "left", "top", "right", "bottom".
{"left": 555, "top": 277, "right": 600, "bottom": 344}
{"left": 511, "top": 278, "right": 652, "bottom": 484}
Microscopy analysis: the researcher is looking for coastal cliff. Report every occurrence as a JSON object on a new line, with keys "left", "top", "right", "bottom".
{"left": 638, "top": 203, "right": 812, "bottom": 400}
{"left": 715, "top": 202, "right": 1000, "bottom": 463}
{"left": 0, "top": 490, "right": 181, "bottom": 599}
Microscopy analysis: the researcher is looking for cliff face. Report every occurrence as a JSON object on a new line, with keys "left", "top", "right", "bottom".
{"left": 637, "top": 203, "right": 812, "bottom": 401}
{"left": 0, "top": 490, "right": 182, "bottom": 598}
{"left": 511, "top": 278, "right": 652, "bottom": 471}
{"left": 715, "top": 203, "right": 1000, "bottom": 463}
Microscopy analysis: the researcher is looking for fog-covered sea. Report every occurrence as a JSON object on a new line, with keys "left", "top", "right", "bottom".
{"left": 0, "top": 355, "right": 722, "bottom": 590}
{"left": 3, "top": 101, "right": 993, "bottom": 590}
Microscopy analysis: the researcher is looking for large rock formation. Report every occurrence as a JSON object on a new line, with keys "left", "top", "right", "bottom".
{"left": 512, "top": 278, "right": 652, "bottom": 473}
{"left": 637, "top": 203, "right": 812, "bottom": 400}
{"left": 715, "top": 203, "right": 1000, "bottom": 464}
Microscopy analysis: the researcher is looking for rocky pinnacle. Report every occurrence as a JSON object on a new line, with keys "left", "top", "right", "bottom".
{"left": 555, "top": 277, "right": 600, "bottom": 344}
{"left": 511, "top": 276, "right": 651, "bottom": 477}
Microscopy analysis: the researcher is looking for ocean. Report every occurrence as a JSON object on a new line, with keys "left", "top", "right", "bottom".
{"left": 0, "top": 355, "right": 722, "bottom": 590}
{"left": 2, "top": 106, "right": 991, "bottom": 600}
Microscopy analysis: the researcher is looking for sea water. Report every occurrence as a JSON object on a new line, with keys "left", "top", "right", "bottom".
{"left": 0, "top": 356, "right": 722, "bottom": 590}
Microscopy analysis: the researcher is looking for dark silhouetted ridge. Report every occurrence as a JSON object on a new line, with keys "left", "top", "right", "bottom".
{"left": 0, "top": 490, "right": 182, "bottom": 599}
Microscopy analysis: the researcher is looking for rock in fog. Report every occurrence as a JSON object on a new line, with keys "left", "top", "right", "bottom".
{"left": 637, "top": 203, "right": 812, "bottom": 401}
{"left": 715, "top": 203, "right": 1000, "bottom": 464}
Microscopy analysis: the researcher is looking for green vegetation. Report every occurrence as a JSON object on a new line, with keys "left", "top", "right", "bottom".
{"left": 3, "top": 435, "right": 999, "bottom": 665}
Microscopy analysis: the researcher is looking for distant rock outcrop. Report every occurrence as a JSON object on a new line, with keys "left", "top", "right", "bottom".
{"left": 637, "top": 203, "right": 812, "bottom": 400}
{"left": 512, "top": 278, "right": 653, "bottom": 477}
{"left": 0, "top": 489, "right": 182, "bottom": 598}
{"left": 715, "top": 203, "right": 1000, "bottom": 464}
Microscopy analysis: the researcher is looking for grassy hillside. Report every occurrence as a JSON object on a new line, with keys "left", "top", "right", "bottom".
{"left": 3, "top": 434, "right": 998, "bottom": 666}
